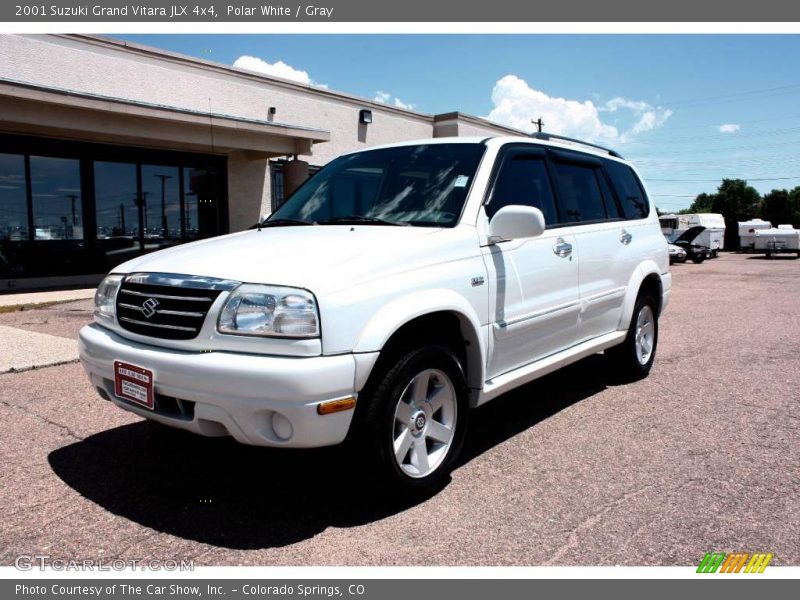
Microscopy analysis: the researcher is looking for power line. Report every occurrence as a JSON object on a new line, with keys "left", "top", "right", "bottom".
{"left": 661, "top": 82, "right": 800, "bottom": 107}
{"left": 645, "top": 175, "right": 800, "bottom": 183}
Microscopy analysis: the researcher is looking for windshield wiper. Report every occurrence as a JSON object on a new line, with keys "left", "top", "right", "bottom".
{"left": 259, "top": 218, "right": 316, "bottom": 229}
{"left": 317, "top": 215, "right": 409, "bottom": 226}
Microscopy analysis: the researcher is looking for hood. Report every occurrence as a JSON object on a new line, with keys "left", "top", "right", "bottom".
{"left": 674, "top": 226, "right": 706, "bottom": 243}
{"left": 113, "top": 225, "right": 476, "bottom": 295}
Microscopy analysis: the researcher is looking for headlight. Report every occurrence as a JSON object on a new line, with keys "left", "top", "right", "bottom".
{"left": 93, "top": 274, "right": 124, "bottom": 322}
{"left": 218, "top": 284, "right": 319, "bottom": 338}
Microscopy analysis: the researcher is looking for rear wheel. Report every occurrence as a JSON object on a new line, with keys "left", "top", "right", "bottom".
{"left": 360, "top": 345, "right": 469, "bottom": 490}
{"left": 606, "top": 293, "right": 659, "bottom": 381}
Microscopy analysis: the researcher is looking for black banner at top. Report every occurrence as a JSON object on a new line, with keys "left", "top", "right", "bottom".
{"left": 3, "top": 0, "right": 800, "bottom": 22}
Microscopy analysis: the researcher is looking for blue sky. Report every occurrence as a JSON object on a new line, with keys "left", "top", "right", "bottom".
{"left": 120, "top": 34, "right": 800, "bottom": 211}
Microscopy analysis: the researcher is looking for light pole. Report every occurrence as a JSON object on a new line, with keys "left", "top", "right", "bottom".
{"left": 64, "top": 193, "right": 79, "bottom": 225}
{"left": 154, "top": 174, "right": 172, "bottom": 237}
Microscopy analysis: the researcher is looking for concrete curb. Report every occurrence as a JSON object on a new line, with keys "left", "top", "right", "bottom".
{"left": 0, "top": 289, "right": 96, "bottom": 313}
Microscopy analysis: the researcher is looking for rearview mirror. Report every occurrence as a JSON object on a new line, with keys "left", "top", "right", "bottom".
{"left": 488, "top": 205, "right": 546, "bottom": 243}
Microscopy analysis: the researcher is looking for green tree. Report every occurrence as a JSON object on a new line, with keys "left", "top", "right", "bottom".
{"left": 681, "top": 192, "right": 715, "bottom": 214}
{"left": 787, "top": 186, "right": 800, "bottom": 228}
{"left": 760, "top": 189, "right": 792, "bottom": 227}
{"left": 710, "top": 179, "right": 761, "bottom": 249}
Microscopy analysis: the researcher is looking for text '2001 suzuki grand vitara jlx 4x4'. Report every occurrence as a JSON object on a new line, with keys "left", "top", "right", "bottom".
{"left": 80, "top": 134, "right": 671, "bottom": 489}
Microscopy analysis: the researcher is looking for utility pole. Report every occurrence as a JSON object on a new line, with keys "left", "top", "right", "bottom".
{"left": 154, "top": 174, "right": 172, "bottom": 237}
{"left": 532, "top": 117, "right": 545, "bottom": 133}
{"left": 64, "top": 193, "right": 79, "bottom": 225}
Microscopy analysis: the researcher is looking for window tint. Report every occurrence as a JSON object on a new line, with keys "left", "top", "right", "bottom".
{"left": 597, "top": 171, "right": 623, "bottom": 219}
{"left": 604, "top": 160, "right": 650, "bottom": 219}
{"left": 552, "top": 161, "right": 607, "bottom": 223}
{"left": 487, "top": 155, "right": 557, "bottom": 224}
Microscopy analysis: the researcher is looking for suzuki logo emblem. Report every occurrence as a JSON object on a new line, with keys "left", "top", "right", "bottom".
{"left": 141, "top": 297, "right": 159, "bottom": 318}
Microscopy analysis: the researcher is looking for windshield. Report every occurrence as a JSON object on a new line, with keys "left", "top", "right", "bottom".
{"left": 267, "top": 143, "right": 485, "bottom": 227}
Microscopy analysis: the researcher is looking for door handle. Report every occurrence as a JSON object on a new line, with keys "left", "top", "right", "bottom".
{"left": 620, "top": 229, "right": 633, "bottom": 245}
{"left": 553, "top": 238, "right": 572, "bottom": 258}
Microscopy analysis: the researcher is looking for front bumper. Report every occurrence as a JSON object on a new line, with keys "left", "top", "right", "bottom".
{"left": 79, "top": 323, "right": 378, "bottom": 448}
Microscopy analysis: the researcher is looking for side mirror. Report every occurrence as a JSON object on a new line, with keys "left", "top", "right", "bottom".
{"left": 488, "top": 205, "right": 546, "bottom": 243}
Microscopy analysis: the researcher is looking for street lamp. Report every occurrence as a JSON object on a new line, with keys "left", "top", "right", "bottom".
{"left": 154, "top": 174, "right": 172, "bottom": 237}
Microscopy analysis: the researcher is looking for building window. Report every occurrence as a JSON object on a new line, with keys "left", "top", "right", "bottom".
{"left": 0, "top": 134, "right": 227, "bottom": 283}
{"left": 30, "top": 156, "right": 83, "bottom": 240}
{"left": 0, "top": 153, "right": 28, "bottom": 243}
{"left": 184, "top": 166, "right": 223, "bottom": 239}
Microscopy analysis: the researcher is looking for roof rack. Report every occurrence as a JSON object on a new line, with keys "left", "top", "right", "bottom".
{"left": 529, "top": 131, "right": 624, "bottom": 159}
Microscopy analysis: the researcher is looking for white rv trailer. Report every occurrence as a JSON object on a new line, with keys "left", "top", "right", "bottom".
{"left": 661, "top": 213, "right": 725, "bottom": 256}
{"left": 738, "top": 218, "right": 772, "bottom": 250}
{"left": 754, "top": 227, "right": 800, "bottom": 258}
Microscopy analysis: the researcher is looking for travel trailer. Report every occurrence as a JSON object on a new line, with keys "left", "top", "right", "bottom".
{"left": 754, "top": 227, "right": 800, "bottom": 258}
{"left": 738, "top": 219, "right": 773, "bottom": 250}
{"left": 660, "top": 213, "right": 725, "bottom": 256}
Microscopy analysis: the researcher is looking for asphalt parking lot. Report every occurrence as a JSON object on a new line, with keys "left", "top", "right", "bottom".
{"left": 0, "top": 253, "right": 798, "bottom": 566}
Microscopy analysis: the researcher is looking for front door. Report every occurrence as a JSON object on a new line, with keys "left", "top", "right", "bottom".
{"left": 481, "top": 147, "right": 581, "bottom": 380}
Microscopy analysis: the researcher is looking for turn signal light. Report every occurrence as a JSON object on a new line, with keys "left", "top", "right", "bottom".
{"left": 317, "top": 397, "right": 356, "bottom": 415}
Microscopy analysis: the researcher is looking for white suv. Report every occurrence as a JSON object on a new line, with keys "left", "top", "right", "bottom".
{"left": 79, "top": 135, "right": 670, "bottom": 488}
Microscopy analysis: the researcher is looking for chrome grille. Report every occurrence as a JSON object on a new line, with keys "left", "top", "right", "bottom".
{"left": 116, "top": 273, "right": 237, "bottom": 340}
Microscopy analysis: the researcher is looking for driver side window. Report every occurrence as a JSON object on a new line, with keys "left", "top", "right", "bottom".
{"left": 486, "top": 153, "right": 557, "bottom": 225}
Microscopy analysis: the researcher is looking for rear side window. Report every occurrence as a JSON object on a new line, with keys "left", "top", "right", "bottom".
{"left": 487, "top": 154, "right": 558, "bottom": 225}
{"left": 604, "top": 160, "right": 650, "bottom": 220}
{"left": 551, "top": 162, "right": 607, "bottom": 223}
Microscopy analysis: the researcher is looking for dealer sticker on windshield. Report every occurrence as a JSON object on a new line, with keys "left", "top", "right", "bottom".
{"left": 113, "top": 361, "right": 155, "bottom": 410}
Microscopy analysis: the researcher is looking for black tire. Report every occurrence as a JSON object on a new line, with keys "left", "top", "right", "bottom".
{"left": 358, "top": 344, "right": 469, "bottom": 490}
{"left": 691, "top": 255, "right": 705, "bottom": 264}
{"left": 606, "top": 293, "right": 659, "bottom": 382}
{"left": 766, "top": 250, "right": 772, "bottom": 259}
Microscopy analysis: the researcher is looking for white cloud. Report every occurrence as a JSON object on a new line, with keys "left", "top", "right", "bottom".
{"left": 718, "top": 123, "right": 740, "bottom": 133}
{"left": 485, "top": 75, "right": 671, "bottom": 145}
{"left": 372, "top": 91, "right": 415, "bottom": 111}
{"left": 233, "top": 55, "right": 326, "bottom": 87}
{"left": 393, "top": 97, "right": 415, "bottom": 110}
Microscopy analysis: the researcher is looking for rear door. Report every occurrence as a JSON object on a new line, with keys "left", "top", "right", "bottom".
{"left": 549, "top": 150, "right": 634, "bottom": 342}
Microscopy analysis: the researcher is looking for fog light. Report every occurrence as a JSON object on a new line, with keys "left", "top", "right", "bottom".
{"left": 271, "top": 412, "right": 293, "bottom": 441}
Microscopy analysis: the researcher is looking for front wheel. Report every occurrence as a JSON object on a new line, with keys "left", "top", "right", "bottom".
{"left": 361, "top": 345, "right": 469, "bottom": 490}
{"left": 691, "top": 254, "right": 705, "bottom": 264}
{"left": 606, "top": 294, "right": 659, "bottom": 381}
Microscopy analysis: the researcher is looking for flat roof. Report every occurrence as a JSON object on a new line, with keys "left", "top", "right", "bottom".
{"left": 58, "top": 34, "right": 525, "bottom": 135}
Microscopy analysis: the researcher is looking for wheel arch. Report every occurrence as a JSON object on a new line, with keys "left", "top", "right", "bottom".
{"left": 352, "top": 291, "right": 486, "bottom": 395}
{"left": 618, "top": 263, "right": 664, "bottom": 330}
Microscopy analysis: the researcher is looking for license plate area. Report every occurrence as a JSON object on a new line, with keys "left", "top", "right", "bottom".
{"left": 113, "top": 361, "right": 155, "bottom": 410}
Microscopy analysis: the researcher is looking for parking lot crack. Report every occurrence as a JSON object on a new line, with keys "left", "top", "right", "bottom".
{"left": 545, "top": 482, "right": 659, "bottom": 564}
{"left": 0, "top": 398, "right": 84, "bottom": 441}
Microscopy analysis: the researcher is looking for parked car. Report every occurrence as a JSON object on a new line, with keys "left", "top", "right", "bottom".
{"left": 668, "top": 243, "right": 687, "bottom": 264}
{"left": 79, "top": 134, "right": 671, "bottom": 489}
{"left": 670, "top": 226, "right": 712, "bottom": 264}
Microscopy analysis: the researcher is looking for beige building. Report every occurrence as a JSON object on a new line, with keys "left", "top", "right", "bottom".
{"left": 0, "top": 34, "right": 522, "bottom": 291}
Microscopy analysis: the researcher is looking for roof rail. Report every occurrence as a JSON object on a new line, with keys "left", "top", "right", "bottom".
{"left": 529, "top": 131, "right": 624, "bottom": 159}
